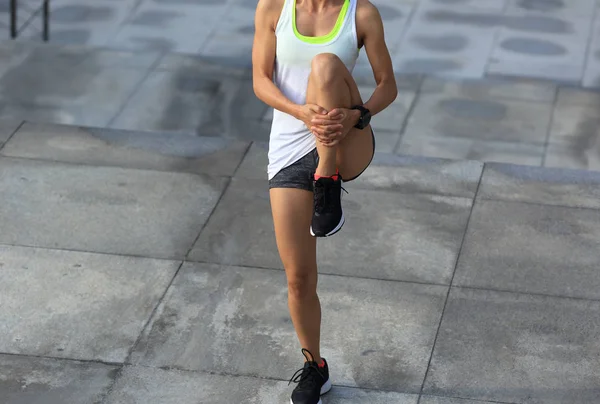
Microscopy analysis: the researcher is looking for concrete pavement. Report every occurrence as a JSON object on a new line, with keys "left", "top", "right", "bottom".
{"left": 11, "top": 0, "right": 600, "bottom": 88}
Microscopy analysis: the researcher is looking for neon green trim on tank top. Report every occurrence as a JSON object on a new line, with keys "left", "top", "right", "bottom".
{"left": 293, "top": 0, "right": 350, "bottom": 44}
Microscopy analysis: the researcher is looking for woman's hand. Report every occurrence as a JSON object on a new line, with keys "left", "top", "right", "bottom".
{"left": 298, "top": 103, "right": 331, "bottom": 131}
{"left": 310, "top": 108, "right": 359, "bottom": 147}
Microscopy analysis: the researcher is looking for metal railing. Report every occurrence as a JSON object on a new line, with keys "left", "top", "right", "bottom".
{"left": 10, "top": 0, "right": 50, "bottom": 41}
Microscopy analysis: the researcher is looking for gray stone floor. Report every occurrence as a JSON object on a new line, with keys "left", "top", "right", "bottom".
{"left": 9, "top": 0, "right": 600, "bottom": 88}
{"left": 1, "top": 41, "right": 600, "bottom": 171}
{"left": 2, "top": 117, "right": 600, "bottom": 403}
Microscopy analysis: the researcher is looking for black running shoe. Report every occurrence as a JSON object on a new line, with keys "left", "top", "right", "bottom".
{"left": 289, "top": 349, "right": 332, "bottom": 404}
{"left": 310, "top": 176, "right": 345, "bottom": 237}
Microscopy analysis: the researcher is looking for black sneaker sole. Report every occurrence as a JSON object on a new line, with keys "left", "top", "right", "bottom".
{"left": 310, "top": 212, "right": 345, "bottom": 237}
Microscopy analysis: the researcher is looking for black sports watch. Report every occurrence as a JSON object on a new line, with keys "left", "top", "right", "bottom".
{"left": 351, "top": 105, "right": 371, "bottom": 130}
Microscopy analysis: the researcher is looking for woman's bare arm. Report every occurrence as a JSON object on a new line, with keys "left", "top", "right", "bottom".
{"left": 357, "top": 0, "right": 398, "bottom": 116}
{"left": 252, "top": 0, "right": 304, "bottom": 120}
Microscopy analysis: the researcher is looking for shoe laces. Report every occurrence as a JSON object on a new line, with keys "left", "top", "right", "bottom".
{"left": 288, "top": 349, "right": 326, "bottom": 390}
{"left": 314, "top": 178, "right": 347, "bottom": 214}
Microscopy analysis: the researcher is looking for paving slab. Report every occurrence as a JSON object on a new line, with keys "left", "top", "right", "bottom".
{"left": 1, "top": 122, "right": 250, "bottom": 176}
{"left": 487, "top": 59, "right": 584, "bottom": 83}
{"left": 104, "top": 365, "right": 418, "bottom": 404}
{"left": 545, "top": 89, "right": 600, "bottom": 170}
{"left": 106, "top": 2, "right": 223, "bottom": 53}
{"left": 0, "top": 59, "right": 148, "bottom": 111}
{"left": 402, "top": 93, "right": 553, "bottom": 143}
{"left": 130, "top": 263, "right": 447, "bottom": 392}
{"left": 487, "top": 9, "right": 593, "bottom": 82}
{"left": 0, "top": 102, "right": 119, "bottom": 128}
{"left": 454, "top": 199, "right": 600, "bottom": 300}
{"left": 0, "top": 157, "right": 227, "bottom": 258}
{"left": 234, "top": 141, "right": 269, "bottom": 180}
{"left": 372, "top": 129, "right": 403, "bottom": 153}
{"left": 398, "top": 134, "right": 545, "bottom": 166}
{"left": 478, "top": 162, "right": 600, "bottom": 209}
{"left": 156, "top": 52, "right": 250, "bottom": 79}
{"left": 111, "top": 70, "right": 266, "bottom": 136}
{"left": 419, "top": 397, "right": 503, "bottom": 404}
{"left": 395, "top": 4, "right": 499, "bottom": 78}
{"left": 0, "top": 354, "right": 118, "bottom": 404}
{"left": 0, "top": 41, "right": 90, "bottom": 76}
{"left": 544, "top": 142, "right": 600, "bottom": 171}
{"left": 555, "top": 86, "right": 600, "bottom": 106}
{"left": 367, "top": 91, "right": 418, "bottom": 133}
{"left": 199, "top": 4, "right": 256, "bottom": 69}
{"left": 420, "top": 76, "right": 556, "bottom": 102}
{"left": 505, "top": 0, "right": 596, "bottom": 18}
{"left": 188, "top": 178, "right": 472, "bottom": 284}
{"left": 420, "top": 0, "right": 508, "bottom": 11}
{"left": 490, "top": 13, "right": 592, "bottom": 66}
{"left": 0, "top": 245, "right": 179, "bottom": 361}
{"left": 423, "top": 287, "right": 600, "bottom": 404}
{"left": 80, "top": 48, "right": 163, "bottom": 69}
{"left": 0, "top": 119, "right": 22, "bottom": 150}
{"left": 353, "top": 153, "right": 483, "bottom": 198}
{"left": 40, "top": 0, "right": 138, "bottom": 47}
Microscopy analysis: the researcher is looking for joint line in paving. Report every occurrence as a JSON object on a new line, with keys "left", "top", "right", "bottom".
{"left": 392, "top": 74, "right": 424, "bottom": 152}
{"left": 540, "top": 85, "right": 560, "bottom": 167}
{"left": 230, "top": 140, "right": 253, "bottom": 178}
{"left": 0, "top": 120, "right": 25, "bottom": 153}
{"left": 106, "top": 51, "right": 165, "bottom": 128}
{"left": 416, "top": 162, "right": 484, "bottom": 403}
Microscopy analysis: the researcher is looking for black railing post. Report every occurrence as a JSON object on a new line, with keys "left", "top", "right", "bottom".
{"left": 43, "top": 0, "right": 49, "bottom": 41}
{"left": 10, "top": 0, "right": 17, "bottom": 39}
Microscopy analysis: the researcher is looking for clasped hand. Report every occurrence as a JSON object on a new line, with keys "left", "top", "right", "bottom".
{"left": 300, "top": 104, "right": 356, "bottom": 147}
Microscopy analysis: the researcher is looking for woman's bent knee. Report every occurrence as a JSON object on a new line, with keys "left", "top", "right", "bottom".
{"left": 310, "top": 53, "right": 345, "bottom": 85}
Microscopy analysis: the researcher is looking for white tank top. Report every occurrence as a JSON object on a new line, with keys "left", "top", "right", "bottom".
{"left": 267, "top": 0, "right": 359, "bottom": 180}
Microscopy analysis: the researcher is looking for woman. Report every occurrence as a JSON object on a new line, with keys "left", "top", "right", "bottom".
{"left": 252, "top": 0, "right": 397, "bottom": 402}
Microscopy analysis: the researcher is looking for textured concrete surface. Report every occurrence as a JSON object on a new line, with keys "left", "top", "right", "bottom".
{"left": 3, "top": 118, "right": 600, "bottom": 401}
{"left": 130, "top": 263, "right": 447, "bottom": 392}
{"left": 424, "top": 288, "right": 600, "bottom": 404}
{"left": 0, "top": 245, "right": 180, "bottom": 361}
{"left": 1, "top": 122, "right": 250, "bottom": 176}
{"left": 104, "top": 365, "right": 419, "bottom": 404}
{"left": 402, "top": 92, "right": 553, "bottom": 143}
{"left": 479, "top": 162, "right": 600, "bottom": 209}
{"left": 0, "top": 40, "right": 598, "bottom": 171}
{"left": 0, "top": 354, "right": 118, "bottom": 404}
{"left": 0, "top": 157, "right": 227, "bottom": 258}
{"left": 398, "top": 134, "right": 546, "bottom": 166}
{"left": 0, "top": 119, "right": 21, "bottom": 149}
{"left": 12, "top": 0, "right": 600, "bottom": 87}
{"left": 455, "top": 199, "right": 600, "bottom": 300}
{"left": 420, "top": 397, "right": 501, "bottom": 404}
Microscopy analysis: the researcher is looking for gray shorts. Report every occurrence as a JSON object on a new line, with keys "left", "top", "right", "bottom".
{"left": 268, "top": 129, "right": 375, "bottom": 192}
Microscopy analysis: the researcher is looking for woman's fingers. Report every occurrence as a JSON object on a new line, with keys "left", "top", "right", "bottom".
{"left": 310, "top": 124, "right": 343, "bottom": 135}
{"left": 311, "top": 117, "right": 343, "bottom": 126}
